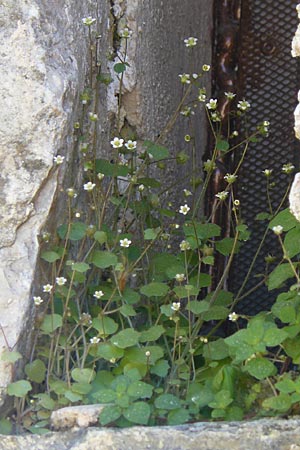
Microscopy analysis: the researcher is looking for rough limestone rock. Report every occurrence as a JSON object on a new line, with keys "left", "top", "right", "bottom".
{"left": 0, "top": 0, "right": 110, "bottom": 407}
{"left": 51, "top": 405, "right": 105, "bottom": 430}
{"left": 1, "top": 419, "right": 300, "bottom": 449}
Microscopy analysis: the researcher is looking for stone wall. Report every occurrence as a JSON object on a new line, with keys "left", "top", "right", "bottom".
{"left": 0, "top": 0, "right": 106, "bottom": 407}
{"left": 0, "top": 0, "right": 213, "bottom": 408}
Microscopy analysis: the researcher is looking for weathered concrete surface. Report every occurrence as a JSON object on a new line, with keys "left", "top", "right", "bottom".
{"left": 1, "top": 419, "right": 300, "bottom": 449}
{"left": 0, "top": 0, "right": 110, "bottom": 407}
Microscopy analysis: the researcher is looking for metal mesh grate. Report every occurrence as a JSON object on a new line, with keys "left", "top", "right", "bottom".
{"left": 230, "top": 0, "right": 300, "bottom": 314}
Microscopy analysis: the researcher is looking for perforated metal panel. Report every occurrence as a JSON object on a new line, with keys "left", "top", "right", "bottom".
{"left": 230, "top": 0, "right": 300, "bottom": 314}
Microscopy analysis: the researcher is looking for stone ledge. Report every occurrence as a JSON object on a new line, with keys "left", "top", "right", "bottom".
{"left": 1, "top": 419, "right": 300, "bottom": 450}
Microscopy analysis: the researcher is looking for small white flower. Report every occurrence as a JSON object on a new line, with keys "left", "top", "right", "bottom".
{"left": 180, "top": 240, "right": 191, "bottom": 251}
{"left": 180, "top": 106, "right": 194, "bottom": 117}
{"left": 192, "top": 73, "right": 198, "bottom": 79}
{"left": 97, "top": 172, "right": 105, "bottom": 180}
{"left": 110, "top": 137, "right": 124, "bottom": 149}
{"left": 171, "top": 302, "right": 181, "bottom": 311}
{"left": 138, "top": 184, "right": 145, "bottom": 192}
{"left": 89, "top": 112, "right": 98, "bottom": 121}
{"left": 233, "top": 199, "right": 240, "bottom": 207}
{"left": 237, "top": 100, "right": 250, "bottom": 111}
{"left": 225, "top": 92, "right": 236, "bottom": 99}
{"left": 224, "top": 173, "right": 237, "bottom": 184}
{"left": 231, "top": 130, "right": 239, "bottom": 137}
{"left": 282, "top": 163, "right": 295, "bottom": 174}
{"left": 215, "top": 191, "right": 229, "bottom": 201}
{"left": 210, "top": 112, "right": 221, "bottom": 122}
{"left": 228, "top": 312, "right": 239, "bottom": 322}
{"left": 43, "top": 284, "right": 53, "bottom": 293}
{"left": 179, "top": 73, "right": 191, "bottom": 84}
{"left": 200, "top": 336, "right": 208, "bottom": 343}
{"left": 53, "top": 155, "right": 65, "bottom": 165}
{"left": 183, "top": 189, "right": 192, "bottom": 197}
{"left": 82, "top": 17, "right": 96, "bottom": 26}
{"left": 262, "top": 169, "right": 273, "bottom": 177}
{"left": 33, "top": 296, "right": 43, "bottom": 306}
{"left": 175, "top": 273, "right": 186, "bottom": 282}
{"left": 145, "top": 350, "right": 151, "bottom": 357}
{"left": 272, "top": 225, "right": 283, "bottom": 235}
{"left": 75, "top": 212, "right": 81, "bottom": 218}
{"left": 206, "top": 99, "right": 218, "bottom": 110}
{"left": 120, "top": 238, "right": 132, "bottom": 248}
{"left": 84, "top": 182, "right": 96, "bottom": 191}
{"left": 202, "top": 64, "right": 210, "bottom": 72}
{"left": 66, "top": 188, "right": 77, "bottom": 198}
{"left": 94, "top": 290, "right": 104, "bottom": 299}
{"left": 184, "top": 37, "right": 198, "bottom": 48}
{"left": 56, "top": 277, "right": 67, "bottom": 286}
{"left": 185, "top": 134, "right": 191, "bottom": 142}
{"left": 125, "top": 140, "right": 137, "bottom": 150}
{"left": 119, "top": 27, "right": 133, "bottom": 38}
{"left": 90, "top": 337, "right": 100, "bottom": 344}
{"left": 179, "top": 204, "right": 190, "bottom": 215}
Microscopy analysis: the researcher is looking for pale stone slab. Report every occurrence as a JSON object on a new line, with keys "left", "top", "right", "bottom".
{"left": 1, "top": 419, "right": 300, "bottom": 449}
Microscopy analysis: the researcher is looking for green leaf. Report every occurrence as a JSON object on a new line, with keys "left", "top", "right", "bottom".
{"left": 124, "top": 345, "right": 164, "bottom": 365}
{"left": 203, "top": 339, "right": 229, "bottom": 360}
{"left": 64, "top": 391, "right": 82, "bottom": 402}
{"left": 283, "top": 336, "right": 300, "bottom": 363}
{"left": 96, "top": 343, "right": 124, "bottom": 361}
{"left": 99, "top": 405, "right": 122, "bottom": 426}
{"left": 92, "top": 316, "right": 118, "bottom": 337}
{"left": 268, "top": 263, "right": 296, "bottom": 290}
{"left": 140, "top": 325, "right": 165, "bottom": 342}
{"left": 174, "top": 285, "right": 200, "bottom": 299}
{"left": 40, "top": 314, "right": 62, "bottom": 333}
{"left": 1, "top": 350, "right": 22, "bottom": 363}
{"left": 245, "top": 357, "right": 277, "bottom": 380}
{"left": 216, "top": 139, "right": 230, "bottom": 152}
{"left": 262, "top": 393, "right": 292, "bottom": 413}
{"left": 114, "top": 62, "right": 126, "bottom": 73}
{"left": 275, "top": 378, "right": 296, "bottom": 394}
{"left": 216, "top": 238, "right": 239, "bottom": 256}
{"left": 71, "top": 368, "right": 95, "bottom": 383}
{"left": 127, "top": 381, "right": 153, "bottom": 399}
{"left": 111, "top": 329, "right": 140, "bottom": 348}
{"left": 256, "top": 212, "right": 272, "bottom": 221}
{"left": 143, "top": 140, "right": 169, "bottom": 160}
{"left": 184, "top": 222, "right": 221, "bottom": 240}
{"left": 7, "top": 380, "right": 32, "bottom": 398}
{"left": 0, "top": 418, "right": 12, "bottom": 435}
{"left": 93, "top": 388, "right": 117, "bottom": 403}
{"left": 284, "top": 227, "right": 300, "bottom": 258}
{"left": 41, "top": 251, "right": 61, "bottom": 263}
{"left": 144, "top": 228, "right": 161, "bottom": 240}
{"left": 160, "top": 304, "right": 174, "bottom": 317}
{"left": 271, "top": 299, "right": 296, "bottom": 323}
{"left": 122, "top": 287, "right": 140, "bottom": 305}
{"left": 57, "top": 222, "right": 87, "bottom": 241}
{"left": 123, "top": 401, "right": 151, "bottom": 425}
{"left": 71, "top": 262, "right": 90, "bottom": 273}
{"left": 269, "top": 208, "right": 298, "bottom": 231}
{"left": 95, "top": 158, "right": 129, "bottom": 177}
{"left": 119, "top": 304, "right": 136, "bottom": 317}
{"left": 25, "top": 359, "right": 46, "bottom": 383}
{"left": 208, "top": 389, "right": 233, "bottom": 409}
{"left": 186, "top": 300, "right": 209, "bottom": 315}
{"left": 263, "top": 327, "right": 288, "bottom": 347}
{"left": 71, "top": 383, "right": 92, "bottom": 395}
{"left": 154, "top": 393, "right": 181, "bottom": 410}
{"left": 35, "top": 393, "right": 56, "bottom": 410}
{"left": 92, "top": 250, "right": 118, "bottom": 269}
{"left": 150, "top": 359, "right": 169, "bottom": 377}
{"left": 94, "top": 231, "right": 108, "bottom": 244}
{"left": 140, "top": 282, "right": 169, "bottom": 297}
{"left": 202, "top": 306, "right": 229, "bottom": 321}
{"left": 137, "top": 177, "right": 161, "bottom": 188}
{"left": 167, "top": 408, "right": 190, "bottom": 425}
